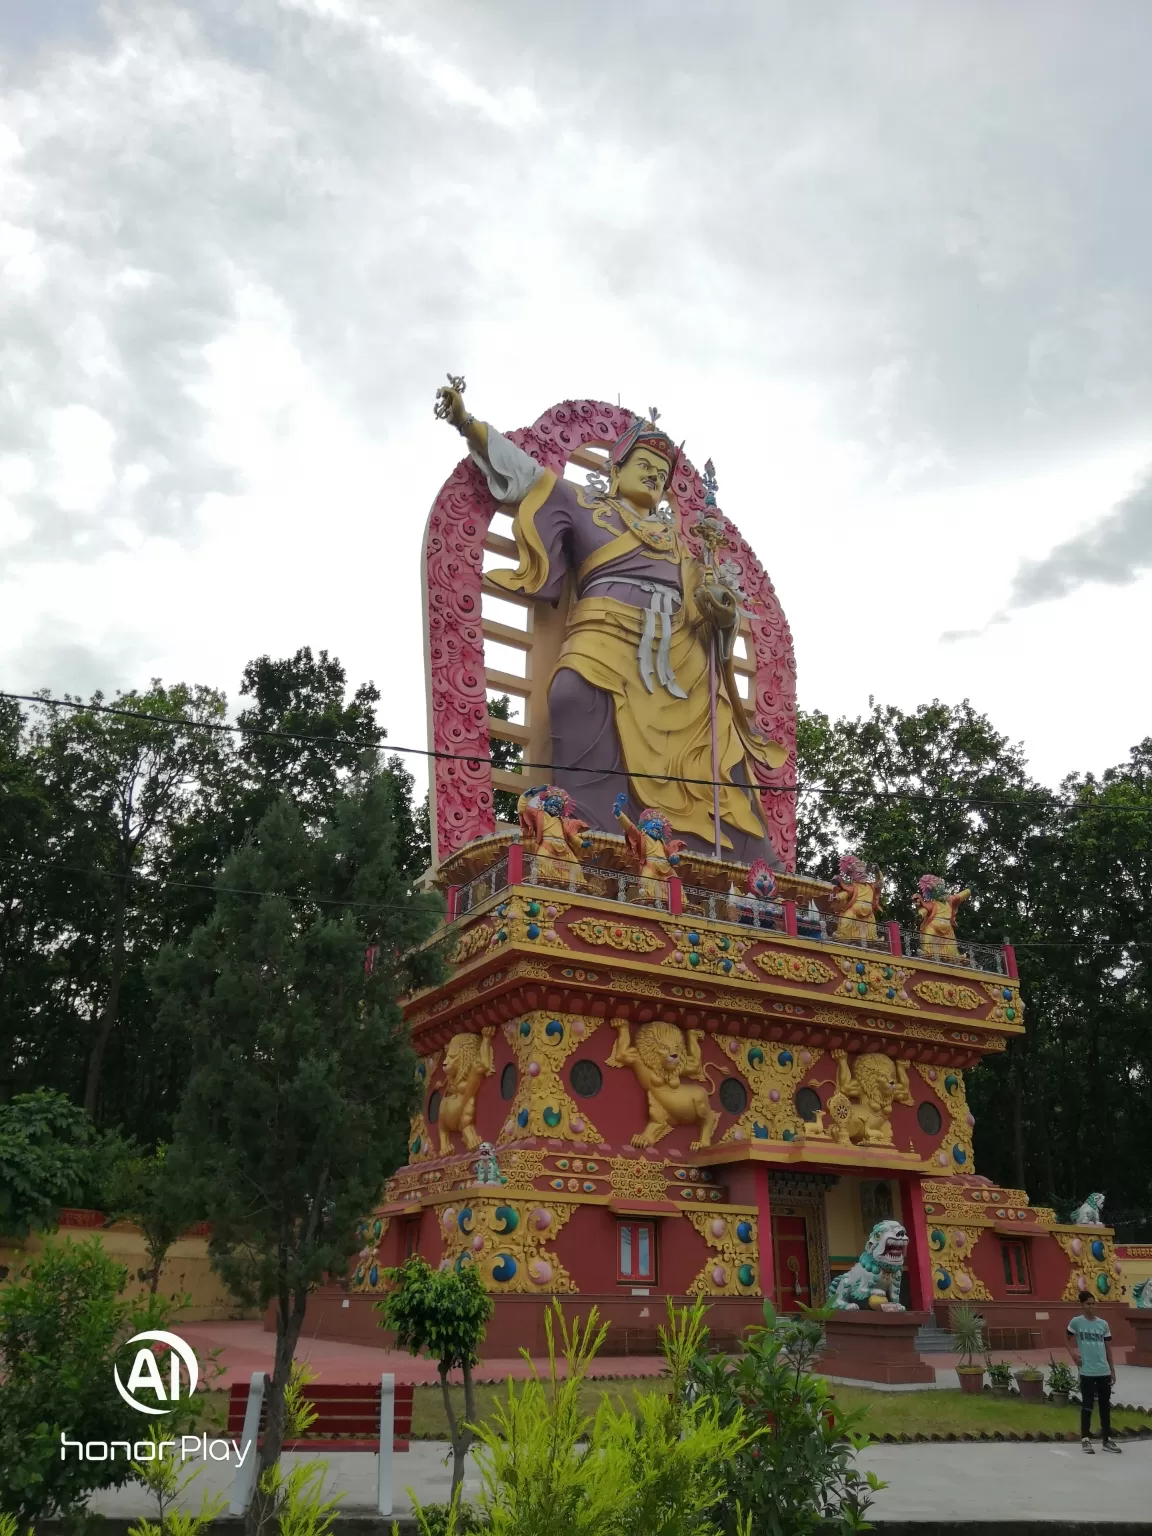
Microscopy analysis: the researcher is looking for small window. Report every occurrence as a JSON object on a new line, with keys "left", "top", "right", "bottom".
{"left": 719, "top": 1078, "right": 748, "bottom": 1114}
{"left": 617, "top": 1221, "right": 656, "bottom": 1283}
{"left": 1001, "top": 1241, "right": 1031, "bottom": 1294}
{"left": 500, "top": 1063, "right": 519, "bottom": 1100}
{"left": 795, "top": 1087, "right": 822, "bottom": 1123}
{"left": 570, "top": 1059, "right": 603, "bottom": 1098}
{"left": 916, "top": 1101, "right": 942, "bottom": 1136}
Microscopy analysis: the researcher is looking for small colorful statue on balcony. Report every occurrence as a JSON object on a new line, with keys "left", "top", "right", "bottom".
{"left": 1070, "top": 1192, "right": 1106, "bottom": 1227}
{"left": 517, "top": 785, "right": 591, "bottom": 887}
{"left": 614, "top": 792, "right": 687, "bottom": 905}
{"left": 728, "top": 858, "right": 778, "bottom": 926}
{"left": 914, "top": 874, "right": 971, "bottom": 963}
{"left": 473, "top": 1141, "right": 506, "bottom": 1186}
{"left": 829, "top": 854, "right": 882, "bottom": 945}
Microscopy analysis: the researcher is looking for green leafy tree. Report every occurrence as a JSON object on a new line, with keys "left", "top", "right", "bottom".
{"left": 103, "top": 1142, "right": 196, "bottom": 1294}
{"left": 27, "top": 683, "right": 229, "bottom": 1121}
{"left": 0, "top": 1237, "right": 202, "bottom": 1528}
{"left": 486, "top": 694, "right": 523, "bottom": 825}
{"left": 154, "top": 769, "right": 443, "bottom": 1525}
{"left": 685, "top": 1301, "right": 882, "bottom": 1536}
{"left": 0, "top": 1090, "right": 91, "bottom": 1239}
{"left": 377, "top": 1257, "right": 494, "bottom": 1502}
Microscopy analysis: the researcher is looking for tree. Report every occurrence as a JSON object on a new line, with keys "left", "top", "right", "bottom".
{"left": 486, "top": 694, "right": 523, "bottom": 826}
{"left": 153, "top": 767, "right": 444, "bottom": 1523}
{"left": 377, "top": 1257, "right": 494, "bottom": 1502}
{"left": 0, "top": 1237, "right": 201, "bottom": 1527}
{"left": 0, "top": 1090, "right": 91, "bottom": 1239}
{"left": 103, "top": 1142, "right": 195, "bottom": 1295}
{"left": 27, "top": 683, "right": 229, "bottom": 1121}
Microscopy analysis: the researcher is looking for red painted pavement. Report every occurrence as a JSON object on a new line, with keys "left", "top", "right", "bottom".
{"left": 178, "top": 1320, "right": 670, "bottom": 1389}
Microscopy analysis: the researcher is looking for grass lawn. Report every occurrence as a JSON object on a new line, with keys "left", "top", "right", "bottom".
{"left": 196, "top": 1376, "right": 1152, "bottom": 1443}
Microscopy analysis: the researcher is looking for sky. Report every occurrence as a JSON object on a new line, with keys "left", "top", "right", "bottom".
{"left": 2, "top": 0, "right": 1151, "bottom": 797}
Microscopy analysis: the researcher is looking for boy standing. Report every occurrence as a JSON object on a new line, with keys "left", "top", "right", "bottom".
{"left": 1067, "top": 1290, "right": 1121, "bottom": 1453}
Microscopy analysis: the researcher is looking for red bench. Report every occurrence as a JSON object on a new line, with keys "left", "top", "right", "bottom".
{"left": 226, "top": 1373, "right": 414, "bottom": 1516}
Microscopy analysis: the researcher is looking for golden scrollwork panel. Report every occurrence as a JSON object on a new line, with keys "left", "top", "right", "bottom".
{"left": 500, "top": 1012, "right": 602, "bottom": 1144}
{"left": 438, "top": 1197, "right": 578, "bottom": 1294}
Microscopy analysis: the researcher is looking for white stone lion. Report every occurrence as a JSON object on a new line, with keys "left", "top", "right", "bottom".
{"left": 1132, "top": 1278, "right": 1152, "bottom": 1310}
{"left": 827, "top": 1219, "right": 909, "bottom": 1311}
{"left": 1070, "top": 1192, "right": 1105, "bottom": 1227}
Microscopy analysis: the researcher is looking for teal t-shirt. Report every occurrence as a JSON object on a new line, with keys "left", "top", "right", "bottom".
{"left": 1067, "top": 1314, "right": 1111, "bottom": 1377}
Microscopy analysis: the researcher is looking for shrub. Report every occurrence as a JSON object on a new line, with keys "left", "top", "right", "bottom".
{"left": 684, "top": 1300, "right": 883, "bottom": 1536}
{"left": 1047, "top": 1358, "right": 1077, "bottom": 1394}
{"left": 461, "top": 1297, "right": 749, "bottom": 1536}
{"left": 0, "top": 1237, "right": 204, "bottom": 1528}
{"left": 986, "top": 1359, "right": 1013, "bottom": 1386}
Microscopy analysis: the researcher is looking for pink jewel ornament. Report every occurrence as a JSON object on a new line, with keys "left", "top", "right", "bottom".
{"left": 769, "top": 1089, "right": 780, "bottom": 1102}
{"left": 1070, "top": 1238, "right": 1082, "bottom": 1256}
{"left": 710, "top": 1218, "right": 727, "bottom": 1238}
{"left": 528, "top": 1061, "right": 541, "bottom": 1077}
{"left": 712, "top": 1265, "right": 727, "bottom": 1286}
{"left": 530, "top": 1258, "right": 553, "bottom": 1286}
{"left": 531, "top": 1208, "right": 552, "bottom": 1230}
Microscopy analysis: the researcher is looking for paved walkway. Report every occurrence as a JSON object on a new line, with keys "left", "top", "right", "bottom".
{"left": 180, "top": 1320, "right": 668, "bottom": 1389}
{"left": 89, "top": 1435, "right": 1152, "bottom": 1523}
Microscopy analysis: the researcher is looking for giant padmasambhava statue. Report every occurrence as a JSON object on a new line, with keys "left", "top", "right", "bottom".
{"left": 436, "top": 385, "right": 787, "bottom": 864}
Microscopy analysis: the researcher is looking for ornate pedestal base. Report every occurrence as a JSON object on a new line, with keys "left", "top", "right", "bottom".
{"left": 822, "top": 1309, "right": 935, "bottom": 1384}
{"left": 1128, "top": 1312, "right": 1152, "bottom": 1367}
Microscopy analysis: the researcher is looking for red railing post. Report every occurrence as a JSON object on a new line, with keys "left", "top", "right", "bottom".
{"left": 886, "top": 920, "right": 903, "bottom": 957}
{"left": 506, "top": 842, "right": 524, "bottom": 884}
{"left": 1002, "top": 942, "right": 1018, "bottom": 979}
{"left": 446, "top": 885, "right": 460, "bottom": 921}
{"left": 668, "top": 877, "right": 683, "bottom": 915}
{"left": 783, "top": 899, "right": 798, "bottom": 937}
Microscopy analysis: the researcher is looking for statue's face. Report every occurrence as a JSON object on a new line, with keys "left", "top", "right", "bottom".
{"left": 640, "top": 818, "right": 664, "bottom": 840}
{"left": 613, "top": 448, "right": 671, "bottom": 510}
{"left": 543, "top": 793, "right": 564, "bottom": 815}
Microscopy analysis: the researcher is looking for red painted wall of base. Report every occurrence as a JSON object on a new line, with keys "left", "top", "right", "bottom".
{"left": 279, "top": 1286, "right": 767, "bottom": 1357}
{"left": 931, "top": 1297, "right": 1134, "bottom": 1350}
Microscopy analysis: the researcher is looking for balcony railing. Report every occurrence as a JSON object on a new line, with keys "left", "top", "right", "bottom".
{"left": 447, "top": 852, "right": 1011, "bottom": 977}
{"left": 682, "top": 884, "right": 785, "bottom": 931}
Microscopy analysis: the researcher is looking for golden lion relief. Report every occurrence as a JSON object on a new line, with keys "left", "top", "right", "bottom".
{"left": 810, "top": 1050, "right": 913, "bottom": 1147}
{"left": 437, "top": 1027, "right": 496, "bottom": 1155}
{"left": 607, "top": 1020, "right": 722, "bottom": 1149}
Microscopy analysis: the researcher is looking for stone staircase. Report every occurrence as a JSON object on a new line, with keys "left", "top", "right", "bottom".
{"left": 915, "top": 1322, "right": 954, "bottom": 1354}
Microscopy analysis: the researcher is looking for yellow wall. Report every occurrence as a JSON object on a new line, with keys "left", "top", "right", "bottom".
{"left": 0, "top": 1222, "right": 257, "bottom": 1321}
{"left": 826, "top": 1177, "right": 902, "bottom": 1269}
{"left": 826, "top": 1179, "right": 864, "bottom": 1265}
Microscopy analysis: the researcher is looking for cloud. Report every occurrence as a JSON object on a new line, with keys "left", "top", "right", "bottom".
{"left": 2, "top": 0, "right": 1152, "bottom": 575}
{"left": 1005, "top": 464, "right": 1152, "bottom": 607}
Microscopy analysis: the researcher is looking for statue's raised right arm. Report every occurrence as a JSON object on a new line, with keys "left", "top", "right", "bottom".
{"left": 435, "top": 381, "right": 543, "bottom": 507}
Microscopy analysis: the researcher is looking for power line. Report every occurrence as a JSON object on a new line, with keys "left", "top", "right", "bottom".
{"left": 0, "top": 850, "right": 439, "bottom": 916}
{"left": 6, "top": 690, "right": 1141, "bottom": 816}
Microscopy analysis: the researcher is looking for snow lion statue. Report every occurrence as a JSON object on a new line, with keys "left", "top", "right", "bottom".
{"left": 1070, "top": 1192, "right": 1105, "bottom": 1227}
{"left": 827, "top": 1219, "right": 909, "bottom": 1311}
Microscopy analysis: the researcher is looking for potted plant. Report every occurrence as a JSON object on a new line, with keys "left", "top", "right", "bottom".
{"left": 987, "top": 1359, "right": 1014, "bottom": 1397}
{"left": 1015, "top": 1363, "right": 1045, "bottom": 1402}
{"left": 1046, "top": 1358, "right": 1077, "bottom": 1407}
{"left": 948, "top": 1305, "right": 987, "bottom": 1394}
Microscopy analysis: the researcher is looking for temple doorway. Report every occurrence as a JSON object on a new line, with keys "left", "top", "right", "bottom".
{"left": 772, "top": 1213, "right": 812, "bottom": 1311}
